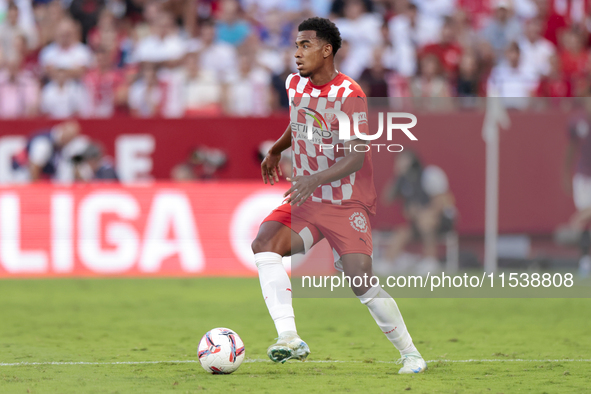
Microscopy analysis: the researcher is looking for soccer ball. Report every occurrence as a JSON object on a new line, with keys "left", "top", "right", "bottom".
{"left": 198, "top": 327, "right": 245, "bottom": 374}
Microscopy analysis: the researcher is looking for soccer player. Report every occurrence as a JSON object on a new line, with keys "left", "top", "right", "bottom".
{"left": 251, "top": 17, "right": 427, "bottom": 374}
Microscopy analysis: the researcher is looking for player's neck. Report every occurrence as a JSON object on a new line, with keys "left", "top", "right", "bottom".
{"left": 309, "top": 66, "right": 339, "bottom": 87}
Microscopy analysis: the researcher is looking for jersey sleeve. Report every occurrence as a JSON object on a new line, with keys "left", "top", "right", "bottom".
{"left": 285, "top": 73, "right": 297, "bottom": 108}
{"left": 340, "top": 91, "right": 369, "bottom": 141}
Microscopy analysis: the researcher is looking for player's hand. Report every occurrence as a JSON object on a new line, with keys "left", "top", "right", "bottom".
{"left": 261, "top": 152, "right": 283, "bottom": 185}
{"left": 284, "top": 175, "right": 320, "bottom": 206}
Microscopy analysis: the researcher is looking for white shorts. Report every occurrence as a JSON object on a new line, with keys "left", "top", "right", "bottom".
{"left": 573, "top": 173, "right": 591, "bottom": 211}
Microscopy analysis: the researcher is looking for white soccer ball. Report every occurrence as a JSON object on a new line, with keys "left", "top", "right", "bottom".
{"left": 198, "top": 327, "right": 245, "bottom": 374}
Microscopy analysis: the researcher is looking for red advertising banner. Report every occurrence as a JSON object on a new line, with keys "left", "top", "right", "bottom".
{"left": 0, "top": 112, "right": 578, "bottom": 236}
{"left": 0, "top": 182, "right": 334, "bottom": 278}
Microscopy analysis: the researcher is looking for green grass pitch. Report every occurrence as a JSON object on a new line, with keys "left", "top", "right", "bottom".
{"left": 0, "top": 278, "right": 590, "bottom": 393}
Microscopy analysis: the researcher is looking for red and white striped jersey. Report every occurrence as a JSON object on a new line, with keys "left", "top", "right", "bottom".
{"left": 286, "top": 72, "right": 376, "bottom": 215}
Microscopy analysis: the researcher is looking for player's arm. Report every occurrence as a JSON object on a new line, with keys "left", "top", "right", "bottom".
{"left": 261, "top": 124, "right": 291, "bottom": 185}
{"left": 284, "top": 139, "right": 366, "bottom": 206}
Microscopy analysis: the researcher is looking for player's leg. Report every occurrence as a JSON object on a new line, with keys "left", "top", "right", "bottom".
{"left": 322, "top": 206, "right": 426, "bottom": 374}
{"left": 252, "top": 220, "right": 304, "bottom": 337}
{"left": 252, "top": 214, "right": 313, "bottom": 363}
{"left": 340, "top": 254, "right": 426, "bottom": 374}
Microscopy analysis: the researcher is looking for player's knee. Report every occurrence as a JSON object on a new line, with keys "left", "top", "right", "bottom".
{"left": 251, "top": 236, "right": 286, "bottom": 255}
{"left": 251, "top": 238, "right": 267, "bottom": 254}
{"left": 342, "top": 256, "right": 373, "bottom": 280}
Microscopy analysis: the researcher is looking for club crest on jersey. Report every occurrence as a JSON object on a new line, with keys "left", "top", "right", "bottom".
{"left": 324, "top": 112, "right": 338, "bottom": 125}
{"left": 349, "top": 212, "right": 368, "bottom": 233}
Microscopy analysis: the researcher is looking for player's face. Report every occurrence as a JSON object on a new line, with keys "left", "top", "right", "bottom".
{"left": 295, "top": 31, "right": 329, "bottom": 78}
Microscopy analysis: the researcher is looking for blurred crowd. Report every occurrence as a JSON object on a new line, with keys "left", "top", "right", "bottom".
{"left": 0, "top": 0, "right": 590, "bottom": 119}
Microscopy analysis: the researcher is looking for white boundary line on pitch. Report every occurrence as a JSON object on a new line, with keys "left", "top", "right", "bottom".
{"left": 1, "top": 359, "right": 591, "bottom": 367}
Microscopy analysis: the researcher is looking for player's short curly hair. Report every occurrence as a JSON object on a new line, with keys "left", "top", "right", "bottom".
{"left": 298, "top": 17, "right": 342, "bottom": 56}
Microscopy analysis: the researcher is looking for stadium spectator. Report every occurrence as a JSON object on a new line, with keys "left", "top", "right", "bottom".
{"left": 187, "top": 18, "right": 237, "bottom": 80}
{"left": 329, "top": 0, "right": 373, "bottom": 18}
{"left": 104, "top": 0, "right": 126, "bottom": 19}
{"left": 12, "top": 120, "right": 83, "bottom": 181}
{"left": 421, "top": 17, "right": 463, "bottom": 79}
{"left": 388, "top": 2, "right": 442, "bottom": 49}
{"left": 380, "top": 149, "right": 456, "bottom": 274}
{"left": 0, "top": 1, "right": 37, "bottom": 59}
{"left": 223, "top": 52, "right": 271, "bottom": 116}
{"left": 535, "top": 53, "right": 571, "bottom": 97}
{"left": 0, "top": 0, "right": 37, "bottom": 46}
{"left": 158, "top": 0, "right": 197, "bottom": 36}
{"left": 41, "top": 67, "right": 90, "bottom": 118}
{"left": 413, "top": 0, "right": 455, "bottom": 19}
{"left": 535, "top": 0, "right": 569, "bottom": 46}
{"left": 550, "top": 0, "right": 588, "bottom": 25}
{"left": 239, "top": 27, "right": 284, "bottom": 76}
{"left": 82, "top": 46, "right": 127, "bottom": 117}
{"left": 242, "top": 0, "right": 301, "bottom": 20}
{"left": 451, "top": 9, "right": 479, "bottom": 50}
{"left": 479, "top": 0, "right": 522, "bottom": 62}
{"left": 177, "top": 51, "right": 223, "bottom": 116}
{"left": 334, "top": 0, "right": 383, "bottom": 79}
{"left": 128, "top": 62, "right": 167, "bottom": 117}
{"left": 0, "top": 0, "right": 587, "bottom": 118}
{"left": 35, "top": 0, "right": 67, "bottom": 49}
{"left": 455, "top": 51, "right": 482, "bottom": 98}
{"left": 72, "top": 143, "right": 118, "bottom": 182}
{"left": 214, "top": 0, "right": 251, "bottom": 46}
{"left": 12, "top": 33, "right": 39, "bottom": 75}
{"left": 515, "top": 0, "right": 539, "bottom": 19}
{"left": 258, "top": 9, "right": 293, "bottom": 50}
{"left": 518, "top": 16, "right": 556, "bottom": 77}
{"left": 457, "top": 0, "right": 494, "bottom": 30}
{"left": 132, "top": 0, "right": 162, "bottom": 42}
{"left": 87, "top": 8, "right": 117, "bottom": 50}
{"left": 487, "top": 42, "right": 538, "bottom": 108}
{"left": 359, "top": 47, "right": 390, "bottom": 97}
{"left": 380, "top": 21, "right": 416, "bottom": 78}
{"left": 269, "top": 48, "right": 295, "bottom": 110}
{"left": 68, "top": 0, "right": 105, "bottom": 41}
{"left": 558, "top": 27, "right": 588, "bottom": 80}
{"left": 39, "top": 18, "right": 93, "bottom": 80}
{"left": 0, "top": 54, "right": 39, "bottom": 118}
{"left": 411, "top": 53, "right": 451, "bottom": 99}
{"left": 132, "top": 10, "right": 185, "bottom": 68}
{"left": 87, "top": 9, "right": 132, "bottom": 67}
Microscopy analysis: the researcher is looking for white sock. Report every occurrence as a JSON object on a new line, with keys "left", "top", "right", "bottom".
{"left": 255, "top": 252, "right": 297, "bottom": 336}
{"left": 357, "top": 286, "right": 417, "bottom": 356}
